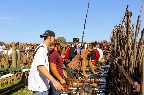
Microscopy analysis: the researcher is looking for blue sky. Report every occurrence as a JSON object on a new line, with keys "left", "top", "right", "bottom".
{"left": 0, "top": 0, "right": 143, "bottom": 43}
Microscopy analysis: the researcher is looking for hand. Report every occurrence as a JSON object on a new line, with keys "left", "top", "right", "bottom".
{"left": 83, "top": 74, "right": 90, "bottom": 78}
{"left": 64, "top": 76, "right": 68, "bottom": 79}
{"left": 60, "top": 79, "right": 66, "bottom": 84}
{"left": 52, "top": 80, "right": 64, "bottom": 91}
{"left": 61, "top": 55, "right": 65, "bottom": 58}
{"left": 94, "top": 72, "right": 99, "bottom": 75}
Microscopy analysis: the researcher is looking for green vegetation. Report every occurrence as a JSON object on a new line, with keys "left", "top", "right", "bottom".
{"left": 12, "top": 87, "right": 33, "bottom": 95}
{"left": 0, "top": 41, "right": 5, "bottom": 45}
{"left": 0, "top": 79, "right": 21, "bottom": 90}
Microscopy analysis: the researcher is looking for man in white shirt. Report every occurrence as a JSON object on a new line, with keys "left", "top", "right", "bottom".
{"left": 2, "top": 45, "right": 5, "bottom": 50}
{"left": 0, "top": 45, "right": 3, "bottom": 56}
{"left": 8, "top": 48, "right": 12, "bottom": 56}
{"left": 0, "top": 45, "right": 3, "bottom": 52}
{"left": 96, "top": 44, "right": 103, "bottom": 61}
{"left": 25, "top": 44, "right": 29, "bottom": 57}
{"left": 28, "top": 30, "right": 63, "bottom": 95}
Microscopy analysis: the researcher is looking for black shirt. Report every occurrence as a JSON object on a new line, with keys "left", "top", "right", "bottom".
{"left": 69, "top": 46, "right": 77, "bottom": 61}
{"left": 91, "top": 50, "right": 96, "bottom": 60}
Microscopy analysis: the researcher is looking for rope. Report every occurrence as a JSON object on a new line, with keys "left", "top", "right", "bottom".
{"left": 82, "top": 0, "right": 90, "bottom": 44}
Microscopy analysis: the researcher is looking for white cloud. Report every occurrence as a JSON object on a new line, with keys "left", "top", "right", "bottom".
{"left": 0, "top": 17, "right": 10, "bottom": 20}
{"left": 0, "top": 15, "right": 21, "bottom": 20}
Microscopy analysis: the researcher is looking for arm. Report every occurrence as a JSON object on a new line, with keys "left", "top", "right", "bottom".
{"left": 61, "top": 55, "right": 65, "bottom": 59}
{"left": 38, "top": 65, "right": 64, "bottom": 91}
{"left": 37, "top": 66, "right": 56, "bottom": 83}
{"left": 50, "top": 63, "right": 66, "bottom": 84}
{"left": 49, "top": 52, "right": 66, "bottom": 84}
{"left": 50, "top": 63, "right": 63, "bottom": 81}
{"left": 63, "top": 69, "right": 68, "bottom": 78}
{"left": 82, "top": 57, "right": 87, "bottom": 76}
{"left": 35, "top": 47, "right": 63, "bottom": 91}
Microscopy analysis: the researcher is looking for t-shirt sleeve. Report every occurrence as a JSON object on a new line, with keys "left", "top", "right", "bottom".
{"left": 49, "top": 52, "right": 57, "bottom": 64}
{"left": 34, "top": 47, "right": 45, "bottom": 66}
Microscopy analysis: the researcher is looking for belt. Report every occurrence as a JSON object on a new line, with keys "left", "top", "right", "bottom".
{"left": 33, "top": 90, "right": 48, "bottom": 93}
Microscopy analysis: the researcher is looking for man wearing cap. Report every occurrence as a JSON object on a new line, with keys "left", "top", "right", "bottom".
{"left": 65, "top": 38, "right": 81, "bottom": 78}
{"left": 49, "top": 37, "right": 68, "bottom": 95}
{"left": 69, "top": 38, "right": 80, "bottom": 61}
{"left": 28, "top": 30, "right": 63, "bottom": 95}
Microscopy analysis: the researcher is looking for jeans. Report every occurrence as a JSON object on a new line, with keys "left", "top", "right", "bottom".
{"left": 49, "top": 81, "right": 60, "bottom": 95}
{"left": 33, "top": 91, "right": 49, "bottom": 95}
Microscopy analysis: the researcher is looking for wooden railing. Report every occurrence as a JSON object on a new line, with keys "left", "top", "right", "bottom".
{"left": 0, "top": 43, "right": 37, "bottom": 70}
{"left": 0, "top": 69, "right": 29, "bottom": 95}
{"left": 108, "top": 5, "right": 144, "bottom": 95}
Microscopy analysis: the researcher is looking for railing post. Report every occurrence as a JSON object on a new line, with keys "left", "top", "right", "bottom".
{"left": 16, "top": 46, "right": 20, "bottom": 69}
{"left": 0, "top": 59, "right": 1, "bottom": 69}
{"left": 1, "top": 57, "right": 5, "bottom": 68}
{"left": 4, "top": 51, "right": 8, "bottom": 68}
{"left": 11, "top": 42, "right": 16, "bottom": 68}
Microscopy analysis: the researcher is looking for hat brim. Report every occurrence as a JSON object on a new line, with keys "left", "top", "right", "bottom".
{"left": 60, "top": 43, "right": 66, "bottom": 47}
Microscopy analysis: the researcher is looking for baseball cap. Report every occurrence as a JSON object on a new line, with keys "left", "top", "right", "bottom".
{"left": 40, "top": 30, "right": 55, "bottom": 38}
{"left": 56, "top": 37, "right": 66, "bottom": 47}
{"left": 73, "top": 38, "right": 79, "bottom": 42}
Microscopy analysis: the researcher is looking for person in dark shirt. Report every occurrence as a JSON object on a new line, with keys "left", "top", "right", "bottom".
{"left": 49, "top": 42, "right": 67, "bottom": 95}
{"left": 65, "top": 38, "right": 80, "bottom": 78}
{"left": 69, "top": 38, "right": 80, "bottom": 61}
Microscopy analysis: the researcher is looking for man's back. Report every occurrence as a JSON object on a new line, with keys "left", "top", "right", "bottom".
{"left": 28, "top": 43, "right": 49, "bottom": 92}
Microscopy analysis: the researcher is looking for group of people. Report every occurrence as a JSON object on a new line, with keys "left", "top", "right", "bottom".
{"left": 28, "top": 30, "right": 104, "bottom": 95}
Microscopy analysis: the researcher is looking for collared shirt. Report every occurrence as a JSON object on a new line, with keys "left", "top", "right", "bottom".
{"left": 28, "top": 43, "right": 49, "bottom": 92}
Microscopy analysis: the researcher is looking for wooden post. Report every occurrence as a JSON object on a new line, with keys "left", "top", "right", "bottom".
{"left": 0, "top": 79, "right": 1, "bottom": 88}
{"left": 22, "top": 53, "right": 27, "bottom": 64}
{"left": 34, "top": 44, "right": 37, "bottom": 49}
{"left": 4, "top": 51, "right": 8, "bottom": 68}
{"left": 11, "top": 42, "right": 16, "bottom": 68}
{"left": 16, "top": 48, "right": 20, "bottom": 69}
{"left": 0, "top": 58, "right": 1, "bottom": 69}
{"left": 1, "top": 57, "right": 5, "bottom": 68}
{"left": 29, "top": 52, "right": 34, "bottom": 64}
{"left": 17, "top": 60, "right": 20, "bottom": 69}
